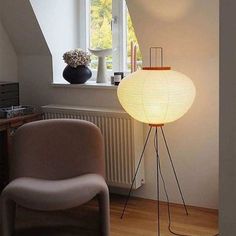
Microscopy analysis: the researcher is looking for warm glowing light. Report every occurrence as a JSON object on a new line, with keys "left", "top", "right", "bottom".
{"left": 117, "top": 68, "right": 196, "bottom": 125}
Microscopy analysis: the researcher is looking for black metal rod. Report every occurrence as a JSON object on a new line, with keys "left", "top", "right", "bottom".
{"left": 158, "top": 153, "right": 191, "bottom": 236}
{"left": 155, "top": 128, "right": 161, "bottom": 236}
{"left": 120, "top": 126, "right": 152, "bottom": 219}
{"left": 158, "top": 151, "right": 171, "bottom": 226}
{"left": 160, "top": 127, "right": 189, "bottom": 216}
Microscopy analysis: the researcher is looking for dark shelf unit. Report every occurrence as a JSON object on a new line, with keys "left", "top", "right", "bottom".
{"left": 0, "top": 113, "right": 42, "bottom": 191}
{"left": 0, "top": 130, "right": 8, "bottom": 190}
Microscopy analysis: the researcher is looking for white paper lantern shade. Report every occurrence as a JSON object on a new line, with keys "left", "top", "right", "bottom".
{"left": 117, "top": 67, "right": 196, "bottom": 125}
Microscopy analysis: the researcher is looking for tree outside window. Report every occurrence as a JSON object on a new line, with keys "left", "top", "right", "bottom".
{"left": 89, "top": 0, "right": 142, "bottom": 72}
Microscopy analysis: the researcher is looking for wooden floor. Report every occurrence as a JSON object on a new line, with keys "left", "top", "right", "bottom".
{"left": 1, "top": 195, "right": 218, "bottom": 236}
{"left": 110, "top": 195, "right": 218, "bottom": 236}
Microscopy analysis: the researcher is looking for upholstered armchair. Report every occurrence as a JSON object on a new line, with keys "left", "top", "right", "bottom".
{"left": 1, "top": 119, "right": 110, "bottom": 236}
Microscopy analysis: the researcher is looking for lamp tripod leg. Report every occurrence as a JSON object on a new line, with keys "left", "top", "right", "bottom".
{"left": 160, "top": 127, "right": 189, "bottom": 216}
{"left": 120, "top": 126, "right": 152, "bottom": 219}
{"left": 154, "top": 128, "right": 161, "bottom": 236}
{"left": 157, "top": 140, "right": 175, "bottom": 234}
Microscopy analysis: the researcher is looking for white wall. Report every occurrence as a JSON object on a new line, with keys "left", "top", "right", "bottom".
{"left": 0, "top": 18, "right": 17, "bottom": 82}
{"left": 220, "top": 0, "right": 236, "bottom": 235}
{"left": 126, "top": 0, "right": 219, "bottom": 209}
{"left": 30, "top": 0, "right": 80, "bottom": 82}
{"left": 0, "top": 0, "right": 219, "bottom": 209}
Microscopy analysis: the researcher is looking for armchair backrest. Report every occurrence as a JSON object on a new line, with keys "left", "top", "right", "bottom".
{"left": 10, "top": 119, "right": 105, "bottom": 180}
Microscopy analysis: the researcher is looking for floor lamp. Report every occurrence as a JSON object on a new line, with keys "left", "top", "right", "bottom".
{"left": 117, "top": 47, "right": 196, "bottom": 235}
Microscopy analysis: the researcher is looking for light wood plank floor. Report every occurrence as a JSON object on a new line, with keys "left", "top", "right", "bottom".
{"left": 1, "top": 194, "right": 218, "bottom": 236}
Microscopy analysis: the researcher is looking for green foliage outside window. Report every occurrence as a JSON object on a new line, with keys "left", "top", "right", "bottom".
{"left": 90, "top": 0, "right": 142, "bottom": 71}
{"left": 90, "top": 0, "right": 112, "bottom": 69}
{"left": 90, "top": 0, "right": 112, "bottom": 49}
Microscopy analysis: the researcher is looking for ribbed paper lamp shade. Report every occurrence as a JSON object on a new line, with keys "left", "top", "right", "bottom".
{"left": 117, "top": 68, "right": 196, "bottom": 125}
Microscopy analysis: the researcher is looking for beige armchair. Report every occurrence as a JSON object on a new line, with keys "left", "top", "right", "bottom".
{"left": 1, "top": 119, "right": 110, "bottom": 236}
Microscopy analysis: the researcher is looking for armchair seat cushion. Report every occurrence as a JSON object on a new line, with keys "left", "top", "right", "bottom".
{"left": 2, "top": 174, "right": 108, "bottom": 211}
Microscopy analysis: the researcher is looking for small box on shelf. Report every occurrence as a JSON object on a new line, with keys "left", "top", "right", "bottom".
{"left": 114, "top": 72, "right": 125, "bottom": 86}
{"left": 0, "top": 106, "right": 35, "bottom": 119}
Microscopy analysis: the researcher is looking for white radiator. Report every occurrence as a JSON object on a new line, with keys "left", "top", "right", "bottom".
{"left": 42, "top": 104, "right": 145, "bottom": 189}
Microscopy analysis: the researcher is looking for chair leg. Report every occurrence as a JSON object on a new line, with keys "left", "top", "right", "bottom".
{"left": 98, "top": 189, "right": 110, "bottom": 236}
{"left": 2, "top": 197, "right": 16, "bottom": 236}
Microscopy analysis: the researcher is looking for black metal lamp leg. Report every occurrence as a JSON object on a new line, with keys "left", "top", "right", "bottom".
{"left": 160, "top": 127, "right": 189, "bottom": 216}
{"left": 158, "top": 152, "right": 172, "bottom": 232}
{"left": 154, "top": 128, "right": 161, "bottom": 236}
{"left": 120, "top": 126, "right": 153, "bottom": 219}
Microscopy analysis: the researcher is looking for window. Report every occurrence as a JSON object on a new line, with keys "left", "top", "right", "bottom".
{"left": 79, "top": 0, "right": 142, "bottom": 77}
{"left": 90, "top": 0, "right": 113, "bottom": 70}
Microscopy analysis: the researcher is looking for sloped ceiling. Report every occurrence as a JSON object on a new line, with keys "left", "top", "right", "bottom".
{"left": 0, "top": 0, "right": 49, "bottom": 55}
{"left": 0, "top": 18, "right": 17, "bottom": 81}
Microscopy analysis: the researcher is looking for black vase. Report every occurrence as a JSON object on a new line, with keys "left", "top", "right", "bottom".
{"left": 63, "top": 65, "right": 92, "bottom": 84}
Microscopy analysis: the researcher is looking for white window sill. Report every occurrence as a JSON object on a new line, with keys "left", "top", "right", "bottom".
{"left": 51, "top": 80, "right": 118, "bottom": 90}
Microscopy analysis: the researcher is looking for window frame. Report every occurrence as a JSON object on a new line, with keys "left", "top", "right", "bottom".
{"left": 79, "top": 0, "right": 128, "bottom": 78}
